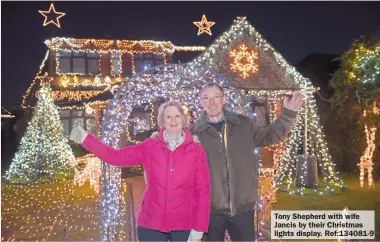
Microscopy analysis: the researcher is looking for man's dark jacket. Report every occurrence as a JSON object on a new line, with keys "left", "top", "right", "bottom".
{"left": 189, "top": 107, "right": 297, "bottom": 216}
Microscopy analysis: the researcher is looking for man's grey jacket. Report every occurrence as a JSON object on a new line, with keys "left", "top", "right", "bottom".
{"left": 189, "top": 107, "right": 297, "bottom": 216}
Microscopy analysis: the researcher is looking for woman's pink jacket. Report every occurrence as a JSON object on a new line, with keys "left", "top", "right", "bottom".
{"left": 82, "top": 129, "right": 211, "bottom": 233}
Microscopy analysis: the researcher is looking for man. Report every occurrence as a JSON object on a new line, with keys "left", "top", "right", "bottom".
{"left": 189, "top": 82, "right": 303, "bottom": 241}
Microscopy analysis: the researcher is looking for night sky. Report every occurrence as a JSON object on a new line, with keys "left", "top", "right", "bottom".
{"left": 2, "top": 1, "right": 380, "bottom": 109}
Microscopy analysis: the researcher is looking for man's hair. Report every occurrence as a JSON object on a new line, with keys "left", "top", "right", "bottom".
{"left": 200, "top": 82, "right": 225, "bottom": 97}
{"left": 157, "top": 100, "right": 188, "bottom": 129}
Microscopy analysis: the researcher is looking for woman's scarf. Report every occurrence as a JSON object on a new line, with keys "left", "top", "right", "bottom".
{"left": 163, "top": 130, "right": 185, "bottom": 152}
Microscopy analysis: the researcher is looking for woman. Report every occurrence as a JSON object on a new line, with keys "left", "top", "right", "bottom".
{"left": 69, "top": 101, "right": 211, "bottom": 242}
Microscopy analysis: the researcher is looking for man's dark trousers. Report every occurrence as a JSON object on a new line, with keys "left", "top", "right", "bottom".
{"left": 203, "top": 210, "right": 255, "bottom": 241}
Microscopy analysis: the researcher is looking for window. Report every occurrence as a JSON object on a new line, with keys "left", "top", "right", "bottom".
{"left": 61, "top": 119, "right": 70, "bottom": 137}
{"left": 131, "top": 113, "right": 151, "bottom": 136}
{"left": 59, "top": 110, "right": 96, "bottom": 137}
{"left": 72, "top": 52, "right": 86, "bottom": 74}
{"left": 72, "top": 118, "right": 84, "bottom": 130}
{"left": 59, "top": 110, "right": 70, "bottom": 136}
{"left": 87, "top": 52, "right": 99, "bottom": 74}
{"left": 100, "top": 53, "right": 111, "bottom": 76}
{"left": 58, "top": 51, "right": 71, "bottom": 74}
{"left": 122, "top": 54, "right": 133, "bottom": 77}
{"left": 57, "top": 51, "right": 99, "bottom": 75}
{"left": 59, "top": 110, "right": 70, "bottom": 118}
{"left": 112, "top": 52, "right": 121, "bottom": 76}
{"left": 134, "top": 54, "right": 144, "bottom": 73}
{"left": 86, "top": 119, "right": 96, "bottom": 135}
{"left": 133, "top": 54, "right": 165, "bottom": 74}
{"left": 154, "top": 55, "right": 165, "bottom": 66}
{"left": 145, "top": 60, "right": 154, "bottom": 69}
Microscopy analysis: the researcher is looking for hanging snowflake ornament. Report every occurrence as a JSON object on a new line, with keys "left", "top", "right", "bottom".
{"left": 229, "top": 44, "right": 259, "bottom": 79}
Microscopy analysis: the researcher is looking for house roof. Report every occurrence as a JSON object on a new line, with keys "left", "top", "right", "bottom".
{"left": 122, "top": 16, "right": 314, "bottom": 102}
{"left": 180, "top": 16, "right": 308, "bottom": 90}
{"left": 1, "top": 107, "right": 15, "bottom": 119}
{"left": 45, "top": 37, "right": 205, "bottom": 54}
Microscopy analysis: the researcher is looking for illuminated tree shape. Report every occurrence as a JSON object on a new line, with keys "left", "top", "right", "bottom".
{"left": 5, "top": 83, "right": 75, "bottom": 184}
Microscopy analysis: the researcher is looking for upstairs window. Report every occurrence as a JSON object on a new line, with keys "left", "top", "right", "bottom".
{"left": 59, "top": 109, "right": 96, "bottom": 137}
{"left": 111, "top": 52, "right": 121, "bottom": 76}
{"left": 134, "top": 54, "right": 166, "bottom": 74}
{"left": 57, "top": 51, "right": 99, "bottom": 75}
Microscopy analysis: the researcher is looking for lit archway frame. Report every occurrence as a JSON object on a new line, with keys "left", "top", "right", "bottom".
{"left": 98, "top": 63, "right": 251, "bottom": 241}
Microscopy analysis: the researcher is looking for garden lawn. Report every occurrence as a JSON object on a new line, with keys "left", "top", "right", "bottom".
{"left": 1, "top": 179, "right": 132, "bottom": 241}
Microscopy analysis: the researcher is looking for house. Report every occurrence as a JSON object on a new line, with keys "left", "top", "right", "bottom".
{"left": 20, "top": 37, "right": 205, "bottom": 138}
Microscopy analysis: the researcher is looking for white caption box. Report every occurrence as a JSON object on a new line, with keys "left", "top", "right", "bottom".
{"left": 271, "top": 210, "right": 375, "bottom": 240}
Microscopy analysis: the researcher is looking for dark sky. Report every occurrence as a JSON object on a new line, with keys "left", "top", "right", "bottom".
{"left": 2, "top": 1, "right": 380, "bottom": 109}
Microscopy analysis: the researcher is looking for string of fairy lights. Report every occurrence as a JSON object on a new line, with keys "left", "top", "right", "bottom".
{"left": 21, "top": 38, "right": 205, "bottom": 108}
{"left": 95, "top": 17, "right": 344, "bottom": 241}
{"left": 1, "top": 107, "right": 15, "bottom": 118}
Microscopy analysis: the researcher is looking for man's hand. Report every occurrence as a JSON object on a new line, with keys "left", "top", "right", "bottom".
{"left": 283, "top": 92, "right": 304, "bottom": 112}
{"left": 187, "top": 229, "right": 203, "bottom": 242}
{"left": 69, "top": 126, "right": 88, "bottom": 144}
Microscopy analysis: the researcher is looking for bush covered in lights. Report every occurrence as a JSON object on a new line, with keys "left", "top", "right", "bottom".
{"left": 5, "top": 83, "right": 75, "bottom": 184}
{"left": 329, "top": 40, "right": 380, "bottom": 182}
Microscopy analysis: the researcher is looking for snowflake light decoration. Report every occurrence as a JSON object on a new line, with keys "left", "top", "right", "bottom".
{"left": 229, "top": 44, "right": 259, "bottom": 79}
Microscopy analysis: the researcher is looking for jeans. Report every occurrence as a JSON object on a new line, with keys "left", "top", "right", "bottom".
{"left": 137, "top": 226, "right": 191, "bottom": 241}
{"left": 203, "top": 210, "right": 256, "bottom": 241}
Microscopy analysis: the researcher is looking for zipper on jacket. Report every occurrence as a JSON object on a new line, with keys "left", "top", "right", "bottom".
{"left": 219, "top": 124, "right": 233, "bottom": 216}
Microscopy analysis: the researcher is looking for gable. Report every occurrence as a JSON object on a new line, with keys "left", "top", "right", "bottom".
{"left": 185, "top": 17, "right": 305, "bottom": 90}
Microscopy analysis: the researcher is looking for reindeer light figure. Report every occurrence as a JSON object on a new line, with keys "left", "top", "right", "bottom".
{"left": 358, "top": 102, "right": 379, "bottom": 188}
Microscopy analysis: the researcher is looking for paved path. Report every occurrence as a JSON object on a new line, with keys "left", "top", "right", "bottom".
{"left": 121, "top": 172, "right": 274, "bottom": 241}
{"left": 123, "top": 173, "right": 146, "bottom": 220}
{"left": 122, "top": 172, "right": 146, "bottom": 241}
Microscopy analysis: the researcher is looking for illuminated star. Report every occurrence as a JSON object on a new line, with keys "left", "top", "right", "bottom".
{"left": 39, "top": 3, "right": 66, "bottom": 28}
{"left": 193, "top": 15, "right": 215, "bottom": 36}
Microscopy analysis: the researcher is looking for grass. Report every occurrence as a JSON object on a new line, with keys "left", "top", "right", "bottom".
{"left": 266, "top": 173, "right": 380, "bottom": 242}
{"left": 1, "top": 179, "right": 132, "bottom": 241}
{"left": 2, "top": 173, "right": 379, "bottom": 241}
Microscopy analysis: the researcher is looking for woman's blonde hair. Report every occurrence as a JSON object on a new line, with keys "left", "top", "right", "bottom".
{"left": 157, "top": 100, "right": 188, "bottom": 129}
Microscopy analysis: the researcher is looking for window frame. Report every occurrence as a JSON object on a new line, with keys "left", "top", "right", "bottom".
{"left": 57, "top": 51, "right": 100, "bottom": 75}
{"left": 59, "top": 109, "right": 96, "bottom": 136}
{"left": 133, "top": 53, "right": 165, "bottom": 74}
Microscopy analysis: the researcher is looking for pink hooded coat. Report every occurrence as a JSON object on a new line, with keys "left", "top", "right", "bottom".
{"left": 82, "top": 129, "right": 211, "bottom": 233}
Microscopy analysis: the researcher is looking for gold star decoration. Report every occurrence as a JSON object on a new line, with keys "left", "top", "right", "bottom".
{"left": 193, "top": 15, "right": 215, "bottom": 36}
{"left": 39, "top": 3, "right": 66, "bottom": 28}
{"left": 229, "top": 44, "right": 259, "bottom": 79}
